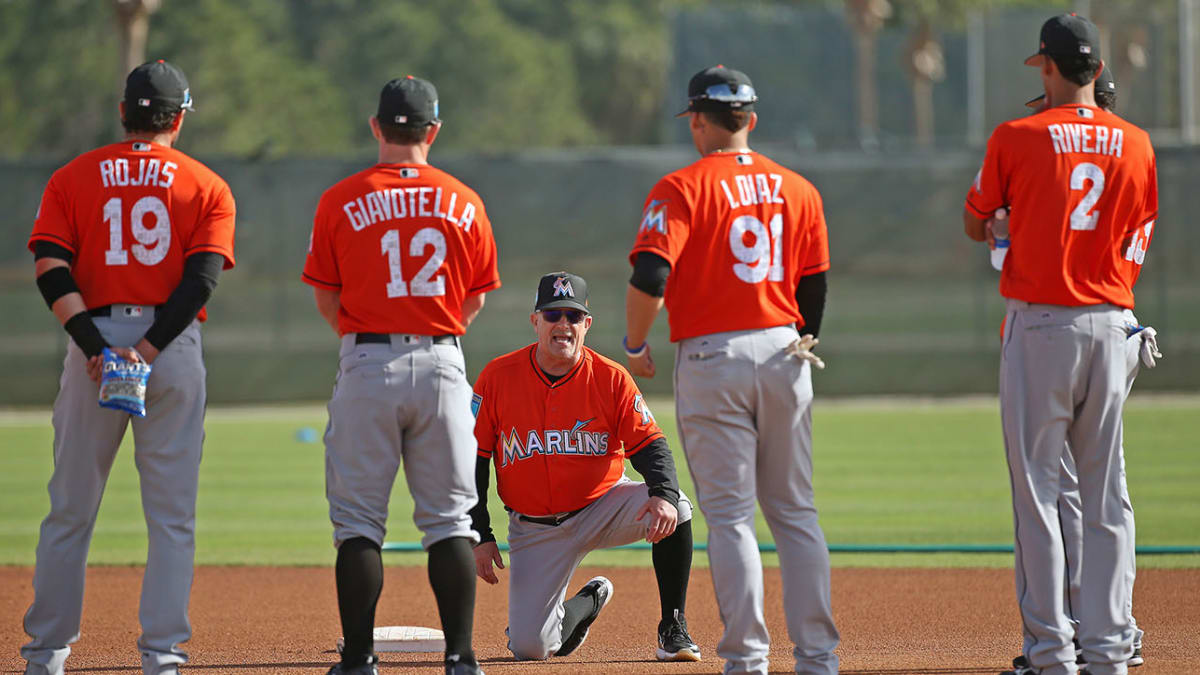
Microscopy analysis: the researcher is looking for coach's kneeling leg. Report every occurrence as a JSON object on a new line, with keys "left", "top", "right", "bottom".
{"left": 507, "top": 624, "right": 555, "bottom": 661}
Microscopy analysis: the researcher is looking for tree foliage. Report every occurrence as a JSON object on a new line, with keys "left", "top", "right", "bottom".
{"left": 0, "top": 0, "right": 674, "bottom": 159}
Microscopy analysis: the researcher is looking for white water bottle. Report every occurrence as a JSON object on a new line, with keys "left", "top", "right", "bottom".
{"left": 990, "top": 207, "right": 1010, "bottom": 271}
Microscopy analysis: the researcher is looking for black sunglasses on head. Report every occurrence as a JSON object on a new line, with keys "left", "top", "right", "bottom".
{"left": 540, "top": 308, "right": 587, "bottom": 324}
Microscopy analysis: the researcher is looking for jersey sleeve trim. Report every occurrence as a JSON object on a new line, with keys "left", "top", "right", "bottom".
{"left": 186, "top": 243, "right": 236, "bottom": 268}
{"left": 301, "top": 271, "right": 342, "bottom": 290}
{"left": 964, "top": 195, "right": 995, "bottom": 220}
{"left": 468, "top": 278, "right": 501, "bottom": 295}
{"left": 629, "top": 242, "right": 674, "bottom": 265}
{"left": 624, "top": 432, "right": 665, "bottom": 457}
{"left": 476, "top": 448, "right": 493, "bottom": 458}
{"left": 28, "top": 233, "right": 76, "bottom": 254}
{"left": 801, "top": 259, "right": 830, "bottom": 274}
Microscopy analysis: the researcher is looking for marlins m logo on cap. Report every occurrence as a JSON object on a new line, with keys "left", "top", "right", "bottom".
{"left": 553, "top": 276, "right": 574, "bottom": 297}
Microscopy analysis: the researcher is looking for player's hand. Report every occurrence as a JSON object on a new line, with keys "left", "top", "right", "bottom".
{"left": 784, "top": 334, "right": 825, "bottom": 369}
{"left": 473, "top": 541, "right": 505, "bottom": 585}
{"left": 133, "top": 338, "right": 160, "bottom": 365}
{"left": 627, "top": 343, "right": 656, "bottom": 378}
{"left": 85, "top": 355, "right": 104, "bottom": 383}
{"left": 984, "top": 219, "right": 997, "bottom": 250}
{"left": 636, "top": 496, "right": 678, "bottom": 544}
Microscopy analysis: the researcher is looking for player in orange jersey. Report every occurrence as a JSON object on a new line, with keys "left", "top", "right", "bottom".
{"left": 963, "top": 15, "right": 1157, "bottom": 675}
{"left": 303, "top": 76, "right": 498, "bottom": 675}
{"left": 470, "top": 272, "right": 699, "bottom": 663}
{"left": 24, "top": 60, "right": 236, "bottom": 675}
{"left": 625, "top": 66, "right": 838, "bottom": 674}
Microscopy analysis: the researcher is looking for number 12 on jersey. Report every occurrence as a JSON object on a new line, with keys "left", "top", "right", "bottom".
{"left": 730, "top": 214, "right": 783, "bottom": 283}
{"left": 381, "top": 227, "right": 447, "bottom": 298}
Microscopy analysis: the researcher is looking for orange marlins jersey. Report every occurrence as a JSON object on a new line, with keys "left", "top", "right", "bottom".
{"left": 630, "top": 151, "right": 830, "bottom": 342}
{"left": 965, "top": 104, "right": 1157, "bottom": 308}
{"left": 28, "top": 141, "right": 236, "bottom": 321}
{"left": 473, "top": 345, "right": 664, "bottom": 517}
{"left": 302, "top": 163, "right": 500, "bottom": 335}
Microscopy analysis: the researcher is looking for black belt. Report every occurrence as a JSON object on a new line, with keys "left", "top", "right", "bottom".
{"left": 517, "top": 507, "right": 585, "bottom": 527}
{"left": 355, "top": 333, "right": 456, "bottom": 345}
{"left": 88, "top": 304, "right": 162, "bottom": 317}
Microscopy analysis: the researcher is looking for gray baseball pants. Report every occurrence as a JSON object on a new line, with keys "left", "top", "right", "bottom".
{"left": 674, "top": 325, "right": 839, "bottom": 675}
{"left": 324, "top": 334, "right": 479, "bottom": 550}
{"left": 23, "top": 310, "right": 206, "bottom": 675}
{"left": 1000, "top": 300, "right": 1136, "bottom": 675}
{"left": 504, "top": 477, "right": 693, "bottom": 660}
{"left": 1058, "top": 322, "right": 1143, "bottom": 647}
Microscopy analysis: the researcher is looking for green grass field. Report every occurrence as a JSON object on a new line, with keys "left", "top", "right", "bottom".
{"left": 1, "top": 396, "right": 1197, "bottom": 568}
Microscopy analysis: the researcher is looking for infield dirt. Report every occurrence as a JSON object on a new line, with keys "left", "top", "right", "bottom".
{"left": 2, "top": 566, "right": 1196, "bottom": 674}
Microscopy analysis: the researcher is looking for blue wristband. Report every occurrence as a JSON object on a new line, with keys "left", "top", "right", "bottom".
{"left": 623, "top": 336, "right": 648, "bottom": 358}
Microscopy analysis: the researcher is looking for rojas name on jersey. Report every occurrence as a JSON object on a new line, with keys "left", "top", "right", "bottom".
{"left": 500, "top": 421, "right": 610, "bottom": 467}
{"left": 342, "top": 187, "right": 477, "bottom": 232}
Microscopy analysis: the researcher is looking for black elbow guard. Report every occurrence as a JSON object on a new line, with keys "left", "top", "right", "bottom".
{"left": 36, "top": 266, "right": 80, "bottom": 308}
{"left": 629, "top": 252, "right": 671, "bottom": 298}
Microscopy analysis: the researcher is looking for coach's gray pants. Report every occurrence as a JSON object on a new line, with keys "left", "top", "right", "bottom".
{"left": 23, "top": 313, "right": 206, "bottom": 675}
{"left": 1000, "top": 301, "right": 1135, "bottom": 675}
{"left": 504, "top": 478, "right": 693, "bottom": 660}
{"left": 675, "top": 326, "right": 839, "bottom": 675}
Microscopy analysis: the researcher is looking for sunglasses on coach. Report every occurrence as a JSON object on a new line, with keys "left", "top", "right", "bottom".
{"left": 540, "top": 309, "right": 587, "bottom": 324}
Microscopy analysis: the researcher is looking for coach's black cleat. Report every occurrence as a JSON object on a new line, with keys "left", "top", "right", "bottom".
{"left": 656, "top": 610, "right": 701, "bottom": 661}
{"left": 555, "top": 576, "right": 613, "bottom": 656}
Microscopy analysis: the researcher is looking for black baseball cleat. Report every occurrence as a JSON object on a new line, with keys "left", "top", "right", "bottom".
{"left": 326, "top": 654, "right": 379, "bottom": 674}
{"left": 656, "top": 610, "right": 701, "bottom": 661}
{"left": 444, "top": 653, "right": 485, "bottom": 674}
{"left": 555, "top": 576, "right": 613, "bottom": 657}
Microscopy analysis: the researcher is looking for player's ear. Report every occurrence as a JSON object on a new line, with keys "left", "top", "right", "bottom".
{"left": 119, "top": 101, "right": 127, "bottom": 123}
{"left": 747, "top": 112, "right": 758, "bottom": 132}
{"left": 1092, "top": 60, "right": 1105, "bottom": 84}
{"left": 530, "top": 312, "right": 538, "bottom": 329}
{"left": 169, "top": 110, "right": 185, "bottom": 133}
{"left": 424, "top": 121, "right": 442, "bottom": 146}
{"left": 688, "top": 112, "right": 704, "bottom": 133}
{"left": 368, "top": 115, "right": 383, "bottom": 142}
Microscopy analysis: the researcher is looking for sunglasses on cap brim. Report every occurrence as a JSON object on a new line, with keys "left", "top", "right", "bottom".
{"left": 540, "top": 309, "right": 587, "bottom": 324}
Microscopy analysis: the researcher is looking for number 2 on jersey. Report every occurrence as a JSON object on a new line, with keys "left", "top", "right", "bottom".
{"left": 381, "top": 227, "right": 447, "bottom": 298}
{"left": 729, "top": 214, "right": 783, "bottom": 283}
{"left": 103, "top": 196, "right": 171, "bottom": 266}
{"left": 1069, "top": 162, "right": 1105, "bottom": 231}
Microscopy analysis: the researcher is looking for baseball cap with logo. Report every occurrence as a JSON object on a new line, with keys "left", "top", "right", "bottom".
{"left": 1025, "top": 65, "right": 1115, "bottom": 109}
{"left": 676, "top": 65, "right": 757, "bottom": 117}
{"left": 1025, "top": 13, "right": 1101, "bottom": 66}
{"left": 534, "top": 272, "right": 589, "bottom": 314}
{"left": 377, "top": 75, "right": 440, "bottom": 126}
{"left": 124, "top": 60, "right": 194, "bottom": 112}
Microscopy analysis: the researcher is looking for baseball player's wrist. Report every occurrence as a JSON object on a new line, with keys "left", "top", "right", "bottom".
{"left": 623, "top": 336, "right": 649, "bottom": 358}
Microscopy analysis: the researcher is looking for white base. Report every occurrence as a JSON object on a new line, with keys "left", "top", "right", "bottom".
{"left": 336, "top": 625, "right": 446, "bottom": 653}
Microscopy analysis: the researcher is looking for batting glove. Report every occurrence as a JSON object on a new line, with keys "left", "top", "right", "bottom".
{"left": 785, "top": 334, "right": 825, "bottom": 370}
{"left": 1138, "top": 326, "right": 1162, "bottom": 369}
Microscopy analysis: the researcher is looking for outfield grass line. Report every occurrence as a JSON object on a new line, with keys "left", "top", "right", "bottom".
{"left": 3, "top": 392, "right": 1196, "bottom": 427}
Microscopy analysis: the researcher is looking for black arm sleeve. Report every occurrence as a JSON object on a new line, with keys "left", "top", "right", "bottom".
{"left": 795, "top": 271, "right": 827, "bottom": 339}
{"left": 627, "top": 437, "right": 680, "bottom": 508}
{"left": 468, "top": 455, "right": 496, "bottom": 545}
{"left": 64, "top": 312, "right": 110, "bottom": 358}
{"left": 33, "top": 241, "right": 74, "bottom": 263}
{"left": 628, "top": 252, "right": 671, "bottom": 298}
{"left": 141, "top": 252, "right": 224, "bottom": 351}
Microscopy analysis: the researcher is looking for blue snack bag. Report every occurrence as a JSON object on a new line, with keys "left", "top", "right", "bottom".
{"left": 98, "top": 347, "right": 152, "bottom": 417}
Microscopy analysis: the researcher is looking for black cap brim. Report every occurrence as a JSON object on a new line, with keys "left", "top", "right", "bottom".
{"left": 1025, "top": 94, "right": 1046, "bottom": 108}
{"left": 538, "top": 299, "right": 590, "bottom": 313}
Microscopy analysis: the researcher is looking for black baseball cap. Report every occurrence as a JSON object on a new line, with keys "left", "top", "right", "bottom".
{"left": 377, "top": 75, "right": 439, "bottom": 126}
{"left": 534, "top": 272, "right": 589, "bottom": 313}
{"left": 1025, "top": 65, "right": 1115, "bottom": 108}
{"left": 1025, "top": 13, "right": 1101, "bottom": 66}
{"left": 676, "top": 65, "right": 757, "bottom": 117}
{"left": 124, "top": 60, "right": 193, "bottom": 112}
